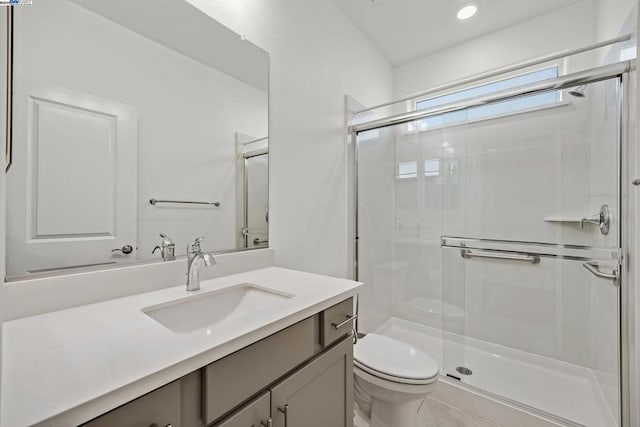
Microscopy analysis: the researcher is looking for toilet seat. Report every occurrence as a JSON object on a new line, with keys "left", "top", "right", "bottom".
{"left": 354, "top": 334, "right": 439, "bottom": 385}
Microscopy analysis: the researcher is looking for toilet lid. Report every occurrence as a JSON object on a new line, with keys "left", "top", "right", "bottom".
{"left": 354, "top": 334, "right": 439, "bottom": 383}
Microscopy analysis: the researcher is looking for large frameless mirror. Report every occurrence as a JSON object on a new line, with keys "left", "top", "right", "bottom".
{"left": 5, "top": 0, "right": 269, "bottom": 280}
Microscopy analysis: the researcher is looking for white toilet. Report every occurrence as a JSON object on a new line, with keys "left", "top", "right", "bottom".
{"left": 353, "top": 334, "right": 439, "bottom": 427}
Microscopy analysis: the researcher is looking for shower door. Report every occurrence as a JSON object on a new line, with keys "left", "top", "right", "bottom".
{"left": 439, "top": 77, "right": 622, "bottom": 426}
{"left": 355, "top": 72, "right": 626, "bottom": 427}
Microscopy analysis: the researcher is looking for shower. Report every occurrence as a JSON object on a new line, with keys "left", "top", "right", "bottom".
{"left": 351, "top": 39, "right": 633, "bottom": 427}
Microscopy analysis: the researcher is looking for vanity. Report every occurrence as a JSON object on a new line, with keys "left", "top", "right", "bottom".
{"left": 0, "top": 1, "right": 362, "bottom": 426}
{"left": 2, "top": 267, "right": 361, "bottom": 426}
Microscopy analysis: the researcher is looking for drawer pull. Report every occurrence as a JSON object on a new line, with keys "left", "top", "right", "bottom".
{"left": 277, "top": 404, "right": 289, "bottom": 427}
{"left": 332, "top": 314, "right": 358, "bottom": 330}
{"left": 261, "top": 418, "right": 273, "bottom": 427}
{"left": 149, "top": 424, "right": 172, "bottom": 427}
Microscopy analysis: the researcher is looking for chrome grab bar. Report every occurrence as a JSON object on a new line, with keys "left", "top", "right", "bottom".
{"left": 583, "top": 262, "right": 619, "bottom": 286}
{"left": 460, "top": 249, "right": 540, "bottom": 264}
{"left": 149, "top": 198, "right": 220, "bottom": 207}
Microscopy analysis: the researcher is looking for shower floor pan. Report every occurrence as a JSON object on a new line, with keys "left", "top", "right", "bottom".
{"left": 375, "top": 318, "right": 617, "bottom": 427}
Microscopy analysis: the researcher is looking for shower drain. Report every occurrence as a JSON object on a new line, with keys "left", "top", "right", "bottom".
{"left": 455, "top": 366, "right": 473, "bottom": 376}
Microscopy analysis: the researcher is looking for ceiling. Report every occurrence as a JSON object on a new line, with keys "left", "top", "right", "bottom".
{"left": 333, "top": 0, "right": 581, "bottom": 66}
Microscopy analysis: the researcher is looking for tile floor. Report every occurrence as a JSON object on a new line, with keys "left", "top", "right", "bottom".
{"left": 420, "top": 396, "right": 501, "bottom": 427}
{"left": 353, "top": 396, "right": 501, "bottom": 427}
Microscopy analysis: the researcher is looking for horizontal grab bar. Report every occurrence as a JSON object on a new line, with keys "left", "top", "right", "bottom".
{"left": 149, "top": 198, "right": 221, "bottom": 207}
{"left": 460, "top": 249, "right": 540, "bottom": 264}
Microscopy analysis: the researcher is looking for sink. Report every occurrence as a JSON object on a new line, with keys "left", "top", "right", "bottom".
{"left": 142, "top": 283, "right": 293, "bottom": 333}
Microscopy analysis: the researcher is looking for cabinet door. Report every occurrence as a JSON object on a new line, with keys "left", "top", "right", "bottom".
{"left": 213, "top": 391, "right": 271, "bottom": 427}
{"left": 203, "top": 317, "right": 315, "bottom": 424}
{"left": 270, "top": 336, "right": 353, "bottom": 427}
{"left": 82, "top": 380, "right": 181, "bottom": 427}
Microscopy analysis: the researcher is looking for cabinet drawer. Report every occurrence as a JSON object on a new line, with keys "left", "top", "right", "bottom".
{"left": 320, "top": 298, "right": 354, "bottom": 347}
{"left": 83, "top": 380, "right": 181, "bottom": 427}
{"left": 203, "top": 317, "right": 315, "bottom": 424}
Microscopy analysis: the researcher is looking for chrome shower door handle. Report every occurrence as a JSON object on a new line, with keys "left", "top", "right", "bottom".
{"left": 580, "top": 204, "right": 611, "bottom": 235}
{"left": 583, "top": 262, "right": 619, "bottom": 286}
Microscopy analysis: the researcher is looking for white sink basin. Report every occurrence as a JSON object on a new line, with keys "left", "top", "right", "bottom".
{"left": 142, "top": 283, "right": 293, "bottom": 333}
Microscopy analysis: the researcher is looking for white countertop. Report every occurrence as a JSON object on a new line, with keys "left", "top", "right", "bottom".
{"left": 1, "top": 267, "right": 362, "bottom": 427}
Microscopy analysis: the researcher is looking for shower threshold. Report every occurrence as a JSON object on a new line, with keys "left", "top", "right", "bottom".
{"left": 375, "top": 318, "right": 617, "bottom": 427}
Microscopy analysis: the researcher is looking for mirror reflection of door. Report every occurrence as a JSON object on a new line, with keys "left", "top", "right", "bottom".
{"left": 245, "top": 153, "right": 269, "bottom": 248}
{"left": 236, "top": 134, "right": 268, "bottom": 249}
{"left": 7, "top": 83, "right": 138, "bottom": 276}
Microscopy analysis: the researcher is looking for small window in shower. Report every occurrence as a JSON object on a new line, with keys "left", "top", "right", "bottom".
{"left": 424, "top": 159, "right": 440, "bottom": 177}
{"left": 413, "top": 66, "right": 560, "bottom": 131}
{"left": 397, "top": 161, "right": 418, "bottom": 179}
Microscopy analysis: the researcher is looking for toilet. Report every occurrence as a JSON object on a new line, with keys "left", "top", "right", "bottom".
{"left": 353, "top": 334, "right": 439, "bottom": 427}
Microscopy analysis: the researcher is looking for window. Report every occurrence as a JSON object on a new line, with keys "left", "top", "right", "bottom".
{"left": 413, "top": 66, "right": 560, "bottom": 131}
{"left": 398, "top": 161, "right": 417, "bottom": 179}
{"left": 424, "top": 159, "right": 440, "bottom": 177}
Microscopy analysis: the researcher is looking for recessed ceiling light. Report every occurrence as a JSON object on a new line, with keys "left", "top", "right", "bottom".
{"left": 457, "top": 4, "right": 478, "bottom": 20}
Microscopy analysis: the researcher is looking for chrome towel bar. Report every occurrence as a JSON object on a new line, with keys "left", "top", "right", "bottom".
{"left": 149, "top": 198, "right": 221, "bottom": 207}
{"left": 460, "top": 249, "right": 540, "bottom": 264}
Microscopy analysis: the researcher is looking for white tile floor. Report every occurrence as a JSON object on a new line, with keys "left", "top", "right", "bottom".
{"left": 354, "top": 396, "right": 501, "bottom": 427}
{"left": 374, "top": 318, "right": 617, "bottom": 427}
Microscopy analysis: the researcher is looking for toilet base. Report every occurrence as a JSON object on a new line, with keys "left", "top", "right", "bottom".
{"left": 370, "top": 396, "right": 424, "bottom": 427}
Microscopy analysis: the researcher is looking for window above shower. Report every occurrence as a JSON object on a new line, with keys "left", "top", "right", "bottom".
{"left": 410, "top": 66, "right": 562, "bottom": 132}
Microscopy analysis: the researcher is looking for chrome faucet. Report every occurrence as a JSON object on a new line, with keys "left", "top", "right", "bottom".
{"left": 186, "top": 237, "right": 216, "bottom": 291}
{"left": 152, "top": 233, "right": 175, "bottom": 261}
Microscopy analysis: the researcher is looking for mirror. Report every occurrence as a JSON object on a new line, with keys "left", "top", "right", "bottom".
{"left": 5, "top": 0, "right": 269, "bottom": 279}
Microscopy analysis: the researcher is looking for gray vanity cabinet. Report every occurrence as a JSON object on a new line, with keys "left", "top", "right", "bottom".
{"left": 83, "top": 298, "right": 354, "bottom": 427}
{"left": 270, "top": 336, "right": 354, "bottom": 427}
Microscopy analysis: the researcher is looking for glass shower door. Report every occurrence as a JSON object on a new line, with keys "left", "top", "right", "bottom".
{"left": 440, "top": 77, "right": 622, "bottom": 426}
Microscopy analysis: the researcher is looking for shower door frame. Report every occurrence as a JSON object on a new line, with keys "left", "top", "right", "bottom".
{"left": 350, "top": 60, "right": 635, "bottom": 426}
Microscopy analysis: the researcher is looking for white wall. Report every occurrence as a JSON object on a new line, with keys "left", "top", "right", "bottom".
{"left": 7, "top": 0, "right": 268, "bottom": 276}
{"left": 597, "top": 0, "right": 636, "bottom": 41}
{"left": 183, "top": 0, "right": 394, "bottom": 278}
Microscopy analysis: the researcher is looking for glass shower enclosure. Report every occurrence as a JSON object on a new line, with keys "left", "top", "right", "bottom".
{"left": 353, "top": 62, "right": 631, "bottom": 426}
